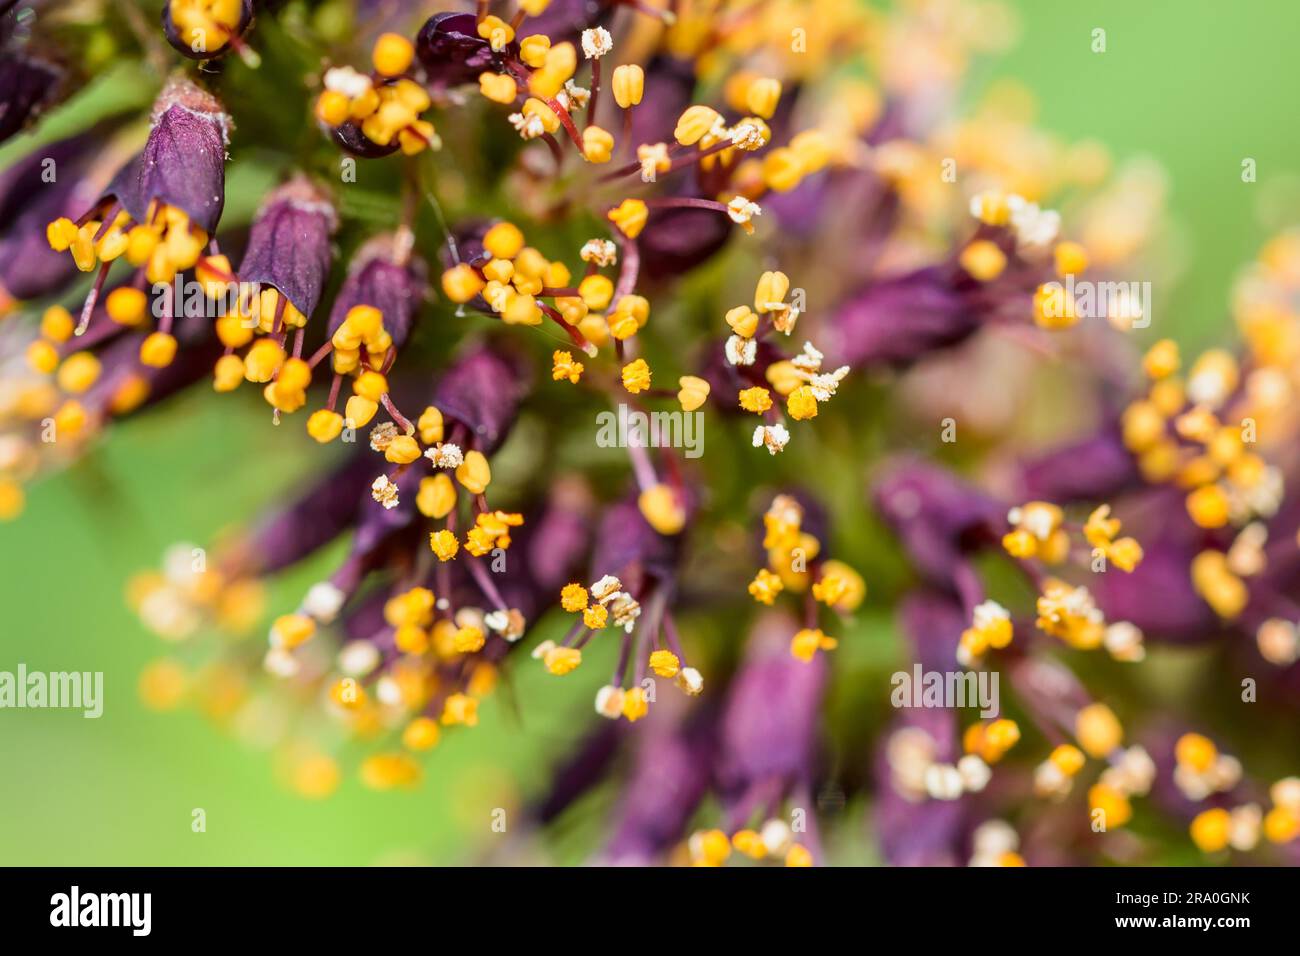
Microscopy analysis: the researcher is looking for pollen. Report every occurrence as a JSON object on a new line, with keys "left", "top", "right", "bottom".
{"left": 429, "top": 529, "right": 459, "bottom": 561}
{"left": 648, "top": 649, "right": 679, "bottom": 678}
{"left": 544, "top": 645, "right": 582, "bottom": 675}
{"left": 738, "top": 386, "right": 772, "bottom": 413}
{"left": 790, "top": 627, "right": 836, "bottom": 662}
{"left": 560, "top": 583, "right": 589, "bottom": 612}
{"left": 621, "top": 358, "right": 651, "bottom": 394}
{"left": 748, "top": 568, "right": 783, "bottom": 605}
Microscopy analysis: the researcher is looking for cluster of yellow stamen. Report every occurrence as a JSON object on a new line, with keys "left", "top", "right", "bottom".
{"left": 746, "top": 495, "right": 864, "bottom": 661}
{"left": 686, "top": 822, "right": 812, "bottom": 867}
{"left": 886, "top": 724, "right": 999, "bottom": 801}
{"left": 1177, "top": 735, "right": 1300, "bottom": 853}
{"left": 956, "top": 600, "right": 1012, "bottom": 666}
{"left": 1125, "top": 341, "right": 1277, "bottom": 532}
{"left": 1079, "top": 705, "right": 1155, "bottom": 830}
{"left": 315, "top": 35, "right": 437, "bottom": 155}
{"left": 126, "top": 543, "right": 266, "bottom": 642}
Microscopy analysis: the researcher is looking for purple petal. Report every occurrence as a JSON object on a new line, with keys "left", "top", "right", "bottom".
{"left": 238, "top": 177, "right": 338, "bottom": 318}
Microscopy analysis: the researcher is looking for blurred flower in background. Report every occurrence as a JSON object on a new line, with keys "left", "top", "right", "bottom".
{"left": 2, "top": 0, "right": 1300, "bottom": 866}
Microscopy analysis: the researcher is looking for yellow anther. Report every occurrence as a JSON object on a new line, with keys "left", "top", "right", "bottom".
{"left": 402, "top": 716, "right": 440, "bottom": 751}
{"left": 139, "top": 332, "right": 178, "bottom": 368}
{"left": 744, "top": 77, "right": 782, "bottom": 119}
{"left": 213, "top": 354, "right": 245, "bottom": 392}
{"left": 1175, "top": 732, "right": 1218, "bottom": 773}
{"left": 552, "top": 350, "right": 585, "bottom": 384}
{"left": 607, "top": 198, "right": 648, "bottom": 238}
{"left": 519, "top": 34, "right": 551, "bottom": 68}
{"left": 344, "top": 394, "right": 378, "bottom": 428}
{"left": 1075, "top": 703, "right": 1123, "bottom": 758}
{"left": 738, "top": 386, "right": 772, "bottom": 413}
{"left": 638, "top": 482, "right": 686, "bottom": 535}
{"left": 1053, "top": 240, "right": 1089, "bottom": 276}
{"left": 441, "top": 263, "right": 485, "bottom": 304}
{"left": 40, "top": 305, "right": 75, "bottom": 342}
{"left": 483, "top": 221, "right": 525, "bottom": 260}
{"left": 479, "top": 72, "right": 518, "bottom": 104}
{"left": 415, "top": 473, "right": 457, "bottom": 521}
{"left": 456, "top": 450, "right": 492, "bottom": 494}
{"left": 56, "top": 352, "right": 101, "bottom": 394}
{"left": 582, "top": 125, "right": 615, "bottom": 163}
{"left": 611, "top": 64, "right": 644, "bottom": 108}
{"left": 790, "top": 627, "right": 836, "bottom": 662}
{"left": 26, "top": 340, "right": 59, "bottom": 375}
{"left": 959, "top": 239, "right": 1007, "bottom": 282}
{"left": 621, "top": 358, "right": 651, "bottom": 394}
{"left": 621, "top": 686, "right": 648, "bottom": 721}
{"left": 270, "top": 613, "right": 316, "bottom": 649}
{"left": 372, "top": 32, "right": 414, "bottom": 76}
{"left": 1189, "top": 808, "right": 1231, "bottom": 853}
{"left": 544, "top": 645, "right": 582, "bottom": 675}
{"left": 561, "top": 583, "right": 589, "bottom": 612}
{"left": 648, "top": 649, "right": 679, "bottom": 678}
{"left": 674, "top": 105, "right": 720, "bottom": 146}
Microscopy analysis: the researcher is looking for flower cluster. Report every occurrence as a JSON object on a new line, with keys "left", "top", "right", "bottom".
{"left": 2, "top": 0, "right": 1299, "bottom": 868}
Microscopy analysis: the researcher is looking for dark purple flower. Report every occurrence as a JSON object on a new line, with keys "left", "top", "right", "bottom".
{"left": 238, "top": 453, "right": 375, "bottom": 576}
{"left": 602, "top": 701, "right": 714, "bottom": 865}
{"left": 873, "top": 708, "right": 966, "bottom": 866}
{"left": 238, "top": 176, "right": 338, "bottom": 321}
{"left": 431, "top": 344, "right": 529, "bottom": 455}
{"left": 107, "top": 78, "right": 231, "bottom": 234}
{"left": 1017, "top": 425, "right": 1139, "bottom": 504}
{"left": 0, "top": 128, "right": 114, "bottom": 302}
{"left": 415, "top": 12, "right": 509, "bottom": 92}
{"left": 0, "top": 52, "right": 60, "bottom": 145}
{"left": 715, "top": 611, "right": 827, "bottom": 822}
{"left": 827, "top": 266, "right": 982, "bottom": 368}
{"left": 872, "top": 458, "right": 1003, "bottom": 587}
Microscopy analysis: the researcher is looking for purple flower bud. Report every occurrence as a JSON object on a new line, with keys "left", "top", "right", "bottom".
{"left": 1017, "top": 426, "right": 1138, "bottom": 503}
{"left": 109, "top": 78, "right": 231, "bottom": 233}
{"left": 638, "top": 204, "right": 732, "bottom": 283}
{"left": 431, "top": 344, "right": 528, "bottom": 455}
{"left": 1092, "top": 536, "right": 1217, "bottom": 642}
{"left": 523, "top": 476, "right": 593, "bottom": 592}
{"left": 416, "top": 12, "right": 508, "bottom": 91}
{"left": 241, "top": 453, "right": 375, "bottom": 575}
{"left": 827, "top": 266, "right": 981, "bottom": 368}
{"left": 716, "top": 612, "right": 827, "bottom": 803}
{"left": 238, "top": 177, "right": 338, "bottom": 320}
{"left": 899, "top": 589, "right": 963, "bottom": 671}
{"left": 872, "top": 458, "right": 1002, "bottom": 586}
{"left": 160, "top": 0, "right": 254, "bottom": 60}
{"left": 326, "top": 232, "right": 426, "bottom": 351}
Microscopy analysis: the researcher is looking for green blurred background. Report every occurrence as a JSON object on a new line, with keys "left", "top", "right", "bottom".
{"left": 3, "top": 0, "right": 1300, "bottom": 865}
